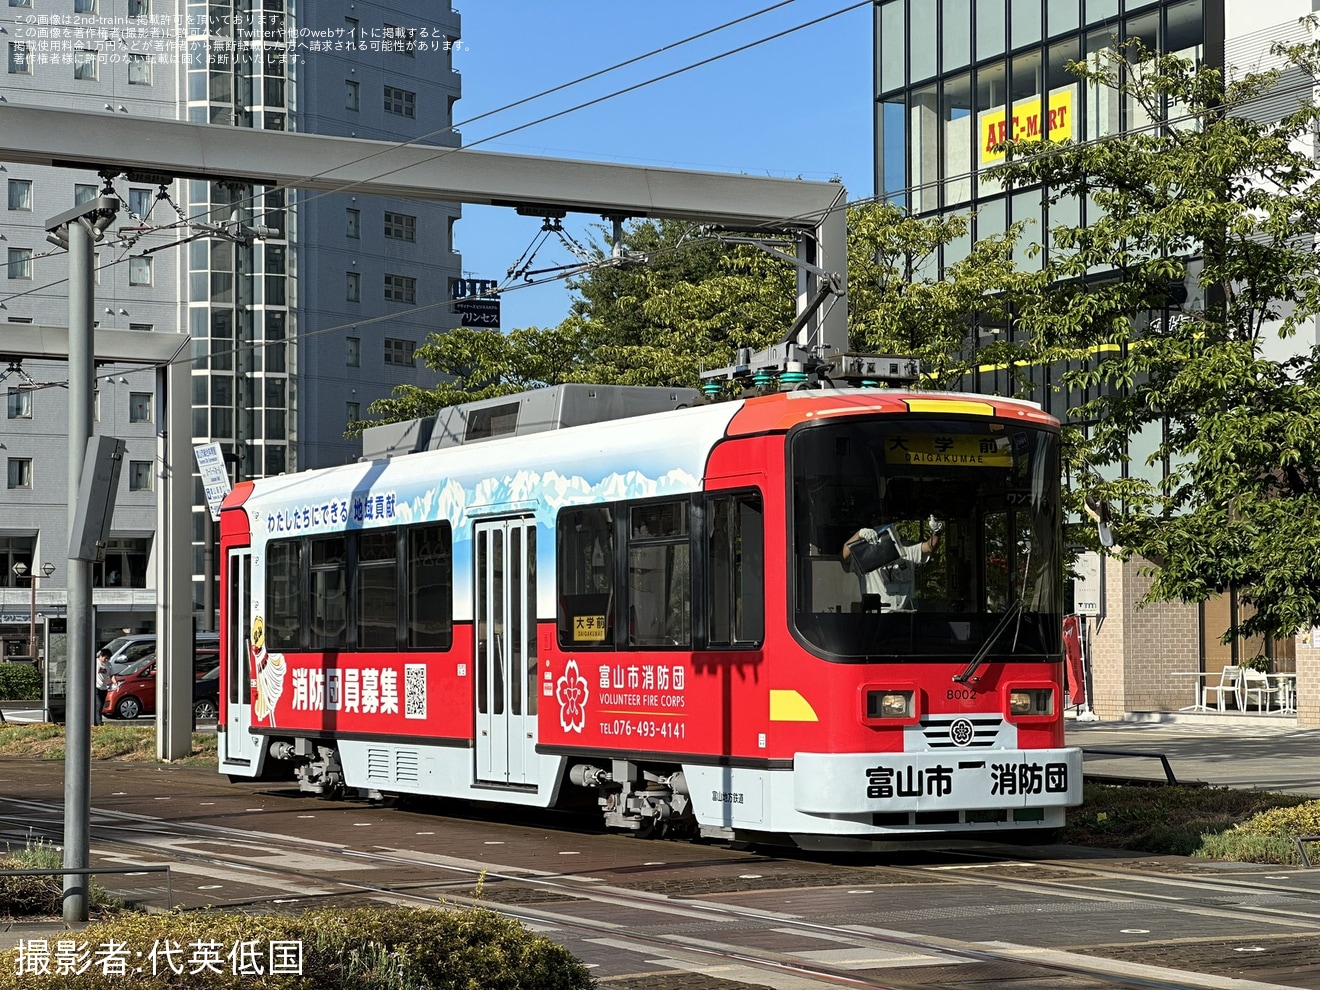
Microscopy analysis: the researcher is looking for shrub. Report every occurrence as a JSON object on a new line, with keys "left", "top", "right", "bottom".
{"left": 0, "top": 838, "right": 119, "bottom": 918}
{"left": 0, "top": 906, "right": 595, "bottom": 989}
{"left": 0, "top": 663, "right": 41, "bottom": 701}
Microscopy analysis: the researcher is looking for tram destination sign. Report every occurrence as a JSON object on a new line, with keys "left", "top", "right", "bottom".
{"left": 451, "top": 277, "right": 500, "bottom": 328}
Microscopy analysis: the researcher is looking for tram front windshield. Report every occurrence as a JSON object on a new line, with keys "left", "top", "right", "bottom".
{"left": 790, "top": 417, "right": 1061, "bottom": 661}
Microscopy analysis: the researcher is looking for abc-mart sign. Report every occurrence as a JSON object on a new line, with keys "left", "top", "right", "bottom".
{"left": 978, "top": 85, "right": 1077, "bottom": 168}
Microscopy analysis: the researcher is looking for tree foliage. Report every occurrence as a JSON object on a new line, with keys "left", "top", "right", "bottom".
{"left": 993, "top": 37, "right": 1320, "bottom": 640}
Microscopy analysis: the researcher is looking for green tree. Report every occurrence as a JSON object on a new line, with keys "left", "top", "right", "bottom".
{"left": 350, "top": 206, "right": 1026, "bottom": 436}
{"left": 993, "top": 37, "right": 1320, "bottom": 641}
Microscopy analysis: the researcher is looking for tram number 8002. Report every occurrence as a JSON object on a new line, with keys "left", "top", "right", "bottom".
{"left": 947, "top": 688, "right": 976, "bottom": 701}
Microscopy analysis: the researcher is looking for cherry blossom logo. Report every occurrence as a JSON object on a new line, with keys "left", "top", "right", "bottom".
{"left": 555, "top": 659, "right": 589, "bottom": 733}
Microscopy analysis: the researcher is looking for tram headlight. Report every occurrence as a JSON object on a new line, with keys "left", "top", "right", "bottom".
{"left": 867, "top": 689, "right": 914, "bottom": 719}
{"left": 1009, "top": 688, "right": 1054, "bottom": 716}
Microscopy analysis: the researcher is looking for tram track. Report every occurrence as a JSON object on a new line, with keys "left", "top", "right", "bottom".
{"left": 2, "top": 794, "right": 1312, "bottom": 990}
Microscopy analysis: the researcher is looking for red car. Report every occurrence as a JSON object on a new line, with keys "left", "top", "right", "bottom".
{"left": 103, "top": 650, "right": 220, "bottom": 720}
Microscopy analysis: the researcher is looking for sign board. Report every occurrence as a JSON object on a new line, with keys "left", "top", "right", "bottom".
{"left": 979, "top": 85, "right": 1076, "bottom": 167}
{"left": 451, "top": 277, "right": 500, "bottom": 328}
{"left": 1072, "top": 551, "right": 1103, "bottom": 616}
{"left": 194, "top": 441, "right": 232, "bottom": 522}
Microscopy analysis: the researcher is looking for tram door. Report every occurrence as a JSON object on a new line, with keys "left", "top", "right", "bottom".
{"left": 474, "top": 518, "right": 538, "bottom": 786}
{"left": 224, "top": 548, "right": 259, "bottom": 766}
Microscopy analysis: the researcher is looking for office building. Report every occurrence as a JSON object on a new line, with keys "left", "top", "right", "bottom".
{"left": 1, "top": 0, "right": 462, "bottom": 658}
{"left": 873, "top": 0, "right": 1319, "bottom": 725}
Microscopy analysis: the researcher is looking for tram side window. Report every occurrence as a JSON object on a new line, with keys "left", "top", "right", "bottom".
{"left": 356, "top": 529, "right": 398, "bottom": 650}
{"left": 557, "top": 506, "right": 614, "bottom": 648}
{"left": 310, "top": 536, "right": 347, "bottom": 650}
{"left": 707, "top": 492, "right": 764, "bottom": 648}
{"left": 266, "top": 539, "right": 302, "bottom": 650}
{"left": 628, "top": 500, "right": 691, "bottom": 648}
{"left": 407, "top": 522, "right": 453, "bottom": 649}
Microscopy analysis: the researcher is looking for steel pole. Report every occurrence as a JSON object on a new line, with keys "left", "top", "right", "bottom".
{"left": 63, "top": 216, "right": 94, "bottom": 925}
{"left": 27, "top": 576, "right": 35, "bottom": 665}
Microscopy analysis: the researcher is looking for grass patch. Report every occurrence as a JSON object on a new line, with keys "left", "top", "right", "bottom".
{"left": 1063, "top": 781, "right": 1319, "bottom": 862}
{"left": 0, "top": 837, "right": 121, "bottom": 918}
{"left": 0, "top": 723, "right": 215, "bottom": 765}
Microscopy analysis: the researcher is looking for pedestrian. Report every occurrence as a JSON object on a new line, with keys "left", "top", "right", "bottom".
{"left": 93, "top": 647, "right": 111, "bottom": 726}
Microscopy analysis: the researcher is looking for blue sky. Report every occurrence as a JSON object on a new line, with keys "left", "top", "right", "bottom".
{"left": 449, "top": 1, "right": 874, "bottom": 331}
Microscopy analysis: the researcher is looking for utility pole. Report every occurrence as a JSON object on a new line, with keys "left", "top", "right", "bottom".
{"left": 45, "top": 192, "right": 118, "bottom": 924}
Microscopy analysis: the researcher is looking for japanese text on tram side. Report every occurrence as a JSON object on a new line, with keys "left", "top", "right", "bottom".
{"left": 864, "top": 762, "right": 1070, "bottom": 798}
{"left": 265, "top": 492, "right": 397, "bottom": 534}
{"left": 12, "top": 939, "right": 303, "bottom": 978}
{"left": 288, "top": 664, "right": 427, "bottom": 719}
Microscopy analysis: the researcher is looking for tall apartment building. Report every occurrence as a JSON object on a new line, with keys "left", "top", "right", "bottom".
{"left": 1, "top": 0, "right": 462, "bottom": 657}
{"left": 872, "top": 0, "right": 1320, "bottom": 724}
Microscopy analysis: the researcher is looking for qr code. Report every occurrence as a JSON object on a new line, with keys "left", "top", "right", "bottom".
{"left": 404, "top": 664, "right": 426, "bottom": 720}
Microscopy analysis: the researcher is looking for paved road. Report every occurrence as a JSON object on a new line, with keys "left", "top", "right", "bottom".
{"left": 1068, "top": 718, "right": 1320, "bottom": 797}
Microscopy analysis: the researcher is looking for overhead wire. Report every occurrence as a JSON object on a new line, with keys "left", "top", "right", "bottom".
{"left": 0, "top": 0, "right": 862, "bottom": 311}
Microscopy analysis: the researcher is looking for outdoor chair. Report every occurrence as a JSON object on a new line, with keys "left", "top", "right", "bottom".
{"left": 1241, "top": 668, "right": 1273, "bottom": 710}
{"left": 1201, "top": 664, "right": 1241, "bottom": 712}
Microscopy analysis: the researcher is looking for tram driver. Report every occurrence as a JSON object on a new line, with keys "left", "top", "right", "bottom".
{"left": 842, "top": 515, "right": 944, "bottom": 612}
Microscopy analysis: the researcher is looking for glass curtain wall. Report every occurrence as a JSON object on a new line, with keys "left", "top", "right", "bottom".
{"left": 185, "top": 0, "right": 295, "bottom": 615}
{"left": 873, "top": 0, "right": 1205, "bottom": 468}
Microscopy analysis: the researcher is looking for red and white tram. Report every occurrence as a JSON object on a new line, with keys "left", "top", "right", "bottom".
{"left": 217, "top": 382, "right": 1081, "bottom": 848}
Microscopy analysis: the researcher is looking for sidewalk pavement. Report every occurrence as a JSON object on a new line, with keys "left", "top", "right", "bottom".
{"left": 1067, "top": 714, "right": 1320, "bottom": 797}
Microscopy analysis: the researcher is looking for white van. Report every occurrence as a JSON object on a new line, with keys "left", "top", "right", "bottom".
{"left": 102, "top": 632, "right": 220, "bottom": 675}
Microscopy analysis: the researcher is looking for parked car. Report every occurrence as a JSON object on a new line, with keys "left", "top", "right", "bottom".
{"left": 192, "top": 666, "right": 220, "bottom": 721}
{"left": 102, "top": 632, "right": 220, "bottom": 676}
{"left": 103, "top": 649, "right": 220, "bottom": 720}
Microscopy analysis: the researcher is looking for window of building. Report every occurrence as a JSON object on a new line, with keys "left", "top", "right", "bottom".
{"left": 127, "top": 52, "right": 152, "bottom": 85}
{"left": 1047, "top": 0, "right": 1079, "bottom": 37}
{"left": 1010, "top": 0, "right": 1042, "bottom": 50}
{"left": 75, "top": 0, "right": 97, "bottom": 11}
{"left": 345, "top": 79, "right": 360, "bottom": 111}
{"left": 74, "top": 49, "right": 99, "bottom": 81}
{"left": 976, "top": 0, "right": 1006, "bottom": 60}
{"left": 909, "top": 84, "right": 938, "bottom": 213}
{"left": 384, "top": 273, "right": 416, "bottom": 303}
{"left": 128, "top": 187, "right": 152, "bottom": 219}
{"left": 346, "top": 208, "right": 360, "bottom": 238}
{"left": 878, "top": 1, "right": 904, "bottom": 93}
{"left": 128, "top": 0, "right": 148, "bottom": 16}
{"left": 7, "top": 42, "right": 31, "bottom": 75}
{"left": 942, "top": 0, "right": 972, "bottom": 70}
{"left": 346, "top": 401, "right": 360, "bottom": 423}
{"left": 6, "top": 388, "right": 32, "bottom": 419}
{"left": 346, "top": 336, "right": 360, "bottom": 367}
{"left": 942, "top": 73, "right": 974, "bottom": 207}
{"left": 384, "top": 86, "right": 416, "bottom": 118}
{"left": 345, "top": 17, "right": 361, "bottom": 46}
{"left": 94, "top": 537, "right": 149, "bottom": 588}
{"left": 7, "top": 0, "right": 32, "bottom": 8}
{"left": 384, "top": 24, "right": 417, "bottom": 55}
{"left": 6, "top": 458, "right": 32, "bottom": 490}
{"left": 384, "top": 338, "right": 415, "bottom": 366}
{"left": 7, "top": 248, "right": 32, "bottom": 280}
{"left": 384, "top": 211, "right": 416, "bottom": 242}
{"left": 129, "top": 392, "right": 152, "bottom": 423}
{"left": 265, "top": 445, "right": 286, "bottom": 475}
{"left": 128, "top": 256, "right": 153, "bottom": 285}
{"left": 129, "top": 323, "right": 154, "bottom": 332}
{"left": 7, "top": 179, "right": 32, "bottom": 212}
{"left": 74, "top": 183, "right": 97, "bottom": 206}
{"left": 128, "top": 460, "right": 153, "bottom": 491}
{"left": 346, "top": 271, "right": 361, "bottom": 302}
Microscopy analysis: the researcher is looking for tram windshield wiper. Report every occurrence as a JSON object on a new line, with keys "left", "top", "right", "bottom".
{"left": 953, "top": 596, "right": 1025, "bottom": 684}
